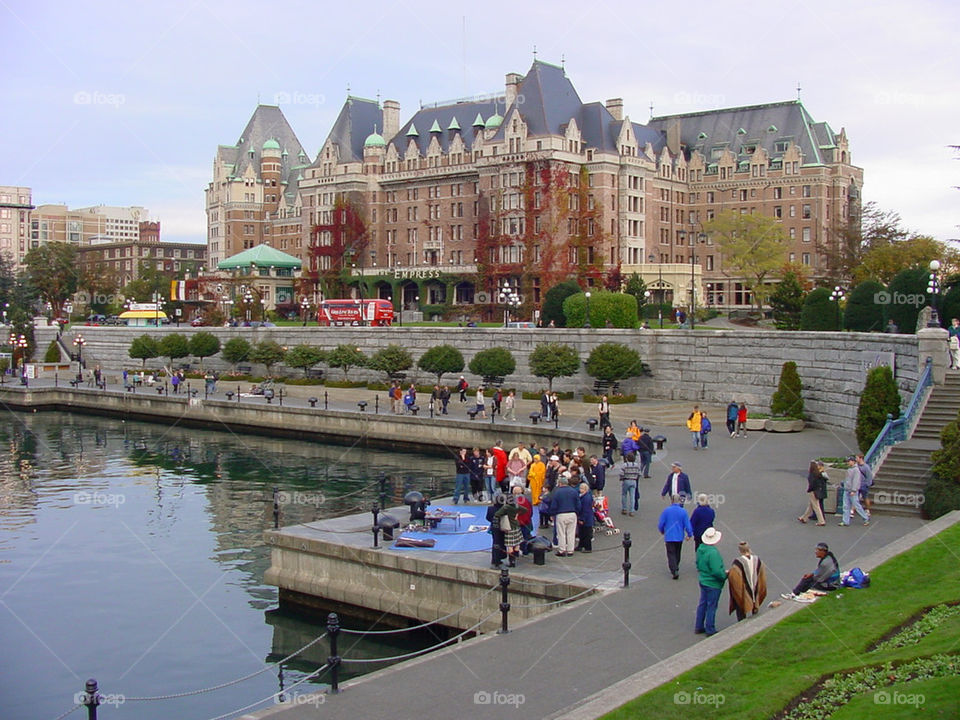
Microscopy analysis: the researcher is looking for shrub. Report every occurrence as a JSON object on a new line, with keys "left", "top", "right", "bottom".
{"left": 283, "top": 377, "right": 326, "bottom": 386}
{"left": 417, "top": 344, "right": 464, "bottom": 384}
{"left": 541, "top": 280, "right": 580, "bottom": 327}
{"left": 249, "top": 340, "right": 286, "bottom": 375}
{"left": 128, "top": 334, "right": 160, "bottom": 369}
{"left": 855, "top": 365, "right": 902, "bottom": 452}
{"left": 770, "top": 361, "right": 804, "bottom": 419}
{"left": 844, "top": 279, "right": 887, "bottom": 332}
{"left": 468, "top": 347, "right": 516, "bottom": 381}
{"left": 368, "top": 344, "right": 414, "bottom": 382}
{"left": 528, "top": 343, "right": 579, "bottom": 390}
{"left": 323, "top": 379, "right": 367, "bottom": 388}
{"left": 923, "top": 474, "right": 960, "bottom": 520}
{"left": 583, "top": 393, "right": 637, "bottom": 404}
{"left": 158, "top": 333, "right": 190, "bottom": 364}
{"left": 769, "top": 272, "right": 806, "bottom": 330}
{"left": 188, "top": 332, "right": 221, "bottom": 368}
{"left": 521, "top": 390, "right": 574, "bottom": 401}
{"left": 585, "top": 343, "right": 643, "bottom": 382}
{"left": 641, "top": 303, "right": 672, "bottom": 320}
{"left": 940, "top": 284, "right": 960, "bottom": 327}
{"left": 43, "top": 339, "right": 61, "bottom": 363}
{"left": 800, "top": 287, "right": 838, "bottom": 331}
{"left": 326, "top": 344, "right": 367, "bottom": 381}
{"left": 221, "top": 338, "right": 251, "bottom": 370}
{"left": 562, "top": 291, "right": 639, "bottom": 328}
{"left": 887, "top": 266, "right": 930, "bottom": 332}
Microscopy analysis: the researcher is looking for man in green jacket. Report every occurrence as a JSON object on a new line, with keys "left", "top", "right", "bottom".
{"left": 695, "top": 527, "right": 726, "bottom": 636}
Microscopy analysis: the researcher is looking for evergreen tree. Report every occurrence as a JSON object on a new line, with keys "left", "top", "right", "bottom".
{"left": 844, "top": 280, "right": 886, "bottom": 332}
{"left": 855, "top": 365, "right": 902, "bottom": 452}
{"left": 326, "top": 344, "right": 367, "bottom": 381}
{"left": 887, "top": 267, "right": 932, "bottom": 332}
{"left": 128, "top": 334, "right": 160, "bottom": 369}
{"left": 585, "top": 343, "right": 643, "bottom": 382}
{"left": 417, "top": 344, "right": 464, "bottom": 384}
{"left": 800, "top": 287, "right": 837, "bottom": 331}
{"left": 770, "top": 361, "right": 804, "bottom": 418}
{"left": 540, "top": 280, "right": 580, "bottom": 327}
{"left": 221, "top": 337, "right": 251, "bottom": 371}
{"left": 468, "top": 347, "right": 516, "bottom": 383}
{"left": 528, "top": 343, "right": 580, "bottom": 390}
{"left": 368, "top": 344, "right": 414, "bottom": 382}
{"left": 285, "top": 344, "right": 325, "bottom": 377}
{"left": 188, "top": 332, "right": 221, "bottom": 369}
{"left": 248, "top": 340, "right": 286, "bottom": 376}
{"left": 769, "top": 272, "right": 806, "bottom": 330}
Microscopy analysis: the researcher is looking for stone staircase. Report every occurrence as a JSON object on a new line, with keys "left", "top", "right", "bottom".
{"left": 871, "top": 371, "right": 960, "bottom": 517}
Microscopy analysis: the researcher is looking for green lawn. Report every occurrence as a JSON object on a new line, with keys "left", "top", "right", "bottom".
{"left": 831, "top": 675, "right": 960, "bottom": 720}
{"left": 602, "top": 522, "right": 960, "bottom": 720}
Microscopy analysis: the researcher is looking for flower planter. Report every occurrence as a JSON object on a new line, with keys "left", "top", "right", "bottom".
{"left": 764, "top": 418, "right": 805, "bottom": 433}
{"left": 744, "top": 418, "right": 767, "bottom": 431}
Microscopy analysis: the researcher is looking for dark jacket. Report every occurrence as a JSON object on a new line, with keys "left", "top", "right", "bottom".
{"left": 588, "top": 464, "right": 606, "bottom": 492}
{"left": 550, "top": 485, "right": 581, "bottom": 514}
{"left": 690, "top": 505, "right": 716, "bottom": 540}
{"left": 576, "top": 493, "right": 595, "bottom": 526}
{"left": 455, "top": 456, "right": 471, "bottom": 475}
{"left": 661, "top": 472, "right": 692, "bottom": 500}
{"left": 637, "top": 433, "right": 655, "bottom": 455}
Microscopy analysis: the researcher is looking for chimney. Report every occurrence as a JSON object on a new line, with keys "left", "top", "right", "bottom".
{"left": 505, "top": 73, "right": 522, "bottom": 108}
{"left": 605, "top": 98, "right": 624, "bottom": 122}
{"left": 382, "top": 100, "right": 401, "bottom": 139}
{"left": 666, "top": 119, "right": 682, "bottom": 156}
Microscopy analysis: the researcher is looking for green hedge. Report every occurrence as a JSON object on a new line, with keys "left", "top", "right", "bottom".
{"left": 583, "top": 393, "right": 637, "bottom": 404}
{"left": 284, "top": 378, "right": 325, "bottom": 386}
{"left": 324, "top": 380, "right": 367, "bottom": 389}
{"left": 522, "top": 391, "right": 574, "bottom": 400}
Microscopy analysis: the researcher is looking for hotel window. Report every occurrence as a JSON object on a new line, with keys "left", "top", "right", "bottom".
{"left": 773, "top": 187, "right": 782, "bottom": 199}
{"left": 802, "top": 204, "right": 811, "bottom": 219}
{"left": 789, "top": 227, "right": 796, "bottom": 239}
{"left": 802, "top": 227, "right": 811, "bottom": 242}
{"left": 789, "top": 206, "right": 796, "bottom": 217}
{"left": 801, "top": 252, "right": 810, "bottom": 265}
{"left": 802, "top": 185, "right": 811, "bottom": 197}
{"left": 774, "top": 206, "right": 782, "bottom": 218}
{"left": 706, "top": 255, "right": 714, "bottom": 270}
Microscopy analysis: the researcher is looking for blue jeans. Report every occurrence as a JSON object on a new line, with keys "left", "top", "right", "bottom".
{"left": 700, "top": 431, "right": 709, "bottom": 448}
{"left": 691, "top": 431, "right": 700, "bottom": 448}
{"left": 842, "top": 490, "right": 869, "bottom": 524}
{"left": 621, "top": 479, "right": 637, "bottom": 513}
{"left": 695, "top": 584, "right": 722, "bottom": 634}
{"left": 484, "top": 475, "right": 496, "bottom": 499}
{"left": 453, "top": 473, "right": 470, "bottom": 504}
{"left": 638, "top": 451, "right": 651, "bottom": 477}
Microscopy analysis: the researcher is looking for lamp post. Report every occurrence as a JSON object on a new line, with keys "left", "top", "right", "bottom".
{"left": 498, "top": 280, "right": 520, "bottom": 327}
{"left": 300, "top": 297, "right": 310, "bottom": 326}
{"left": 829, "top": 286, "right": 845, "bottom": 331}
{"left": 584, "top": 291, "right": 592, "bottom": 328}
{"left": 17, "top": 335, "right": 27, "bottom": 381}
{"left": 8, "top": 332, "right": 17, "bottom": 372}
{"left": 2, "top": 302, "right": 7, "bottom": 326}
{"left": 73, "top": 334, "right": 86, "bottom": 366}
{"left": 927, "top": 260, "right": 942, "bottom": 328}
{"left": 649, "top": 253, "right": 663, "bottom": 329}
{"left": 243, "top": 288, "right": 253, "bottom": 323}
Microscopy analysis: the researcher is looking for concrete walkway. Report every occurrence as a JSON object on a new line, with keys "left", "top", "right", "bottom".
{"left": 237, "top": 419, "right": 925, "bottom": 720}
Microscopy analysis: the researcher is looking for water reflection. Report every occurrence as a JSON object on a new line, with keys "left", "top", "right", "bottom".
{"left": 0, "top": 411, "right": 454, "bottom": 720}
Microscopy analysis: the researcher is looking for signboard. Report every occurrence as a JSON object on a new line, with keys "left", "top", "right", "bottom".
{"left": 128, "top": 302, "right": 161, "bottom": 312}
{"left": 862, "top": 351, "right": 895, "bottom": 376}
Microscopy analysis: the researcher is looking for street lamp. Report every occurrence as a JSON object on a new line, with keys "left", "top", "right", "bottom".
{"left": 73, "top": 334, "right": 86, "bottom": 366}
{"left": 300, "top": 297, "right": 310, "bottom": 326}
{"left": 584, "top": 291, "right": 592, "bottom": 328}
{"left": 243, "top": 287, "right": 253, "bottom": 323}
{"left": 8, "top": 332, "right": 16, "bottom": 372}
{"left": 830, "top": 286, "right": 845, "bottom": 331}
{"left": 2, "top": 302, "right": 8, "bottom": 326}
{"left": 498, "top": 280, "right": 521, "bottom": 327}
{"left": 649, "top": 253, "right": 663, "bottom": 329}
{"left": 927, "top": 260, "right": 942, "bottom": 328}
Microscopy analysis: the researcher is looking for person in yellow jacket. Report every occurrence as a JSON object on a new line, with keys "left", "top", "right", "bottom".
{"left": 528, "top": 454, "right": 546, "bottom": 505}
{"left": 686, "top": 405, "right": 704, "bottom": 450}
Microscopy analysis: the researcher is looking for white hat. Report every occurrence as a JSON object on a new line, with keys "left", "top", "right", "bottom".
{"left": 701, "top": 527, "right": 722, "bottom": 545}
{"left": 550, "top": 455, "right": 560, "bottom": 461}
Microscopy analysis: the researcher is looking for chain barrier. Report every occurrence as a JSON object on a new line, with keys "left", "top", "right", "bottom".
{"left": 49, "top": 705, "right": 80, "bottom": 720}
{"left": 202, "top": 663, "right": 331, "bottom": 720}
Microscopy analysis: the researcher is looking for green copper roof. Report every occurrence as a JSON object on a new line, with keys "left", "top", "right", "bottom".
{"left": 364, "top": 131, "right": 386, "bottom": 148}
{"left": 473, "top": 113, "right": 485, "bottom": 127}
{"left": 484, "top": 113, "right": 503, "bottom": 129}
{"left": 448, "top": 116, "right": 461, "bottom": 130}
{"left": 429, "top": 119, "right": 441, "bottom": 133}
{"left": 217, "top": 244, "right": 302, "bottom": 270}
{"left": 406, "top": 123, "right": 419, "bottom": 137}
{"left": 262, "top": 138, "right": 280, "bottom": 150}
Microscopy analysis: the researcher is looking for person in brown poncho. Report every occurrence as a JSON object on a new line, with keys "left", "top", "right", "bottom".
{"left": 728, "top": 541, "right": 767, "bottom": 620}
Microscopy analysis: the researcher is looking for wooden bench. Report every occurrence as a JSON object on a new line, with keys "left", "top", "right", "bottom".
{"left": 305, "top": 368, "right": 324, "bottom": 380}
{"left": 237, "top": 364, "right": 253, "bottom": 374}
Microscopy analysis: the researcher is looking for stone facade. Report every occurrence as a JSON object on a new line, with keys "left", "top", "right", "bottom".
{"left": 69, "top": 326, "right": 921, "bottom": 429}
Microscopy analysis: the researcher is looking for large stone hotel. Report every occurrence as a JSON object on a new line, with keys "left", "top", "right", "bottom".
{"left": 205, "top": 60, "right": 862, "bottom": 318}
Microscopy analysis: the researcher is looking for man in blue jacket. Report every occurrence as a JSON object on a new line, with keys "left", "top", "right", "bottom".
{"left": 551, "top": 476, "right": 582, "bottom": 557}
{"left": 726, "top": 401, "right": 738, "bottom": 437}
{"left": 661, "top": 462, "right": 693, "bottom": 505}
{"left": 575, "top": 482, "right": 595, "bottom": 552}
{"left": 657, "top": 494, "right": 694, "bottom": 579}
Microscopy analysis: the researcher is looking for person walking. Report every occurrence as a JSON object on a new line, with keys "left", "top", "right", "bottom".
{"left": 551, "top": 476, "right": 582, "bottom": 557}
{"left": 619, "top": 452, "right": 641, "bottom": 516}
{"left": 736, "top": 403, "right": 748, "bottom": 437}
{"left": 798, "top": 460, "right": 827, "bottom": 525}
{"left": 485, "top": 495, "right": 507, "bottom": 567}
{"left": 494, "top": 495, "right": 522, "bottom": 566}
{"left": 503, "top": 390, "right": 516, "bottom": 421}
{"left": 690, "top": 493, "right": 716, "bottom": 549}
{"left": 855, "top": 454, "right": 874, "bottom": 514}
{"left": 475, "top": 386, "right": 487, "bottom": 419}
{"left": 658, "top": 495, "right": 693, "bottom": 579}
{"left": 662, "top": 462, "right": 693, "bottom": 505}
{"left": 727, "top": 541, "right": 767, "bottom": 621}
{"left": 687, "top": 405, "right": 703, "bottom": 449}
{"left": 601, "top": 425, "right": 618, "bottom": 467}
{"left": 726, "top": 400, "right": 738, "bottom": 437}
{"left": 453, "top": 448, "right": 471, "bottom": 505}
{"left": 694, "top": 527, "right": 726, "bottom": 636}
{"left": 457, "top": 376, "right": 469, "bottom": 403}
{"left": 699, "top": 411, "right": 712, "bottom": 449}
{"left": 540, "top": 389, "right": 550, "bottom": 421}
{"left": 638, "top": 428, "right": 654, "bottom": 478}
{"left": 492, "top": 387, "right": 503, "bottom": 417}
{"left": 598, "top": 395, "right": 610, "bottom": 431}
{"left": 949, "top": 318, "right": 960, "bottom": 369}
{"left": 440, "top": 385, "right": 450, "bottom": 415}
{"left": 549, "top": 392, "right": 560, "bottom": 423}
{"left": 840, "top": 456, "right": 870, "bottom": 526}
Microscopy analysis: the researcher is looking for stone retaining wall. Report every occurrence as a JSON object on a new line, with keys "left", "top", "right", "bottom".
{"left": 64, "top": 326, "right": 921, "bottom": 429}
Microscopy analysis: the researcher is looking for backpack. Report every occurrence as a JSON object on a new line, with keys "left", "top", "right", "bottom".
{"left": 841, "top": 567, "right": 870, "bottom": 589}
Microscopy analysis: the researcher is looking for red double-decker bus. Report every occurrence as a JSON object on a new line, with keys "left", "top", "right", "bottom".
{"left": 317, "top": 299, "right": 394, "bottom": 326}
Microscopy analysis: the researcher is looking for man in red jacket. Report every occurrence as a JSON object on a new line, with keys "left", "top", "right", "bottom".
{"left": 512, "top": 485, "right": 534, "bottom": 554}
{"left": 492, "top": 440, "right": 509, "bottom": 492}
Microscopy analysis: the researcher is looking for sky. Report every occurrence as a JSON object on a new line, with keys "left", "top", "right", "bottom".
{"left": 2, "top": 0, "right": 958, "bottom": 245}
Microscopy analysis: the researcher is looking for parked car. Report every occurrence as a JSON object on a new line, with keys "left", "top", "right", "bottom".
{"left": 190, "top": 318, "right": 205, "bottom": 327}
{"left": 86, "top": 314, "right": 107, "bottom": 325}
{"left": 505, "top": 321, "right": 536, "bottom": 328}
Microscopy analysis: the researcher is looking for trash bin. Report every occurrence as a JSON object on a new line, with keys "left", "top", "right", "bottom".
{"left": 529, "top": 536, "right": 553, "bottom": 566}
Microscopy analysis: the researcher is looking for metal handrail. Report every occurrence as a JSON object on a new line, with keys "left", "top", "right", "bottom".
{"left": 864, "top": 356, "right": 933, "bottom": 471}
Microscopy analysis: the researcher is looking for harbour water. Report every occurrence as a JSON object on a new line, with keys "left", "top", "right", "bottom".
{"left": 0, "top": 412, "right": 454, "bottom": 720}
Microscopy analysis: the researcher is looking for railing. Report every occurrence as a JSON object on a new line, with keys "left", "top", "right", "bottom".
{"left": 864, "top": 356, "right": 934, "bottom": 472}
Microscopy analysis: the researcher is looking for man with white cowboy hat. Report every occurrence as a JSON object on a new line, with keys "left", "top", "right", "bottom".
{"left": 694, "top": 526, "right": 726, "bottom": 636}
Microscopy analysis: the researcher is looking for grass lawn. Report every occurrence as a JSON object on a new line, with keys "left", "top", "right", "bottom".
{"left": 602, "top": 522, "right": 960, "bottom": 720}
{"left": 831, "top": 675, "right": 960, "bottom": 719}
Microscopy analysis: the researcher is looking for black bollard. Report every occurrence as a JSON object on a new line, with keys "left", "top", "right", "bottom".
{"left": 622, "top": 532, "right": 632, "bottom": 587}
{"left": 429, "top": 403, "right": 434, "bottom": 419}
{"left": 237, "top": 385, "right": 241, "bottom": 403}
{"left": 324, "top": 391, "right": 328, "bottom": 410}
{"left": 372, "top": 502, "right": 380, "bottom": 548}
{"left": 80, "top": 678, "right": 101, "bottom": 720}
{"left": 327, "top": 613, "right": 341, "bottom": 694}
{"left": 273, "top": 486, "right": 280, "bottom": 529}
{"left": 498, "top": 567, "right": 511, "bottom": 634}
{"left": 375, "top": 394, "right": 379, "bottom": 413}
{"left": 55, "top": 372, "right": 58, "bottom": 387}
{"left": 278, "top": 388, "right": 284, "bottom": 406}
{"left": 164, "top": 382, "right": 168, "bottom": 397}
{"left": 554, "top": 412, "right": 560, "bottom": 430}
{"left": 186, "top": 382, "right": 191, "bottom": 399}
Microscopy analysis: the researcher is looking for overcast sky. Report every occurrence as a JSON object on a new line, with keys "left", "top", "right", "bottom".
{"left": 2, "top": 0, "right": 958, "bottom": 245}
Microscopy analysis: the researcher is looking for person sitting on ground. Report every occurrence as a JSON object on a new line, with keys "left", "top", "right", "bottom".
{"left": 781, "top": 542, "right": 840, "bottom": 600}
